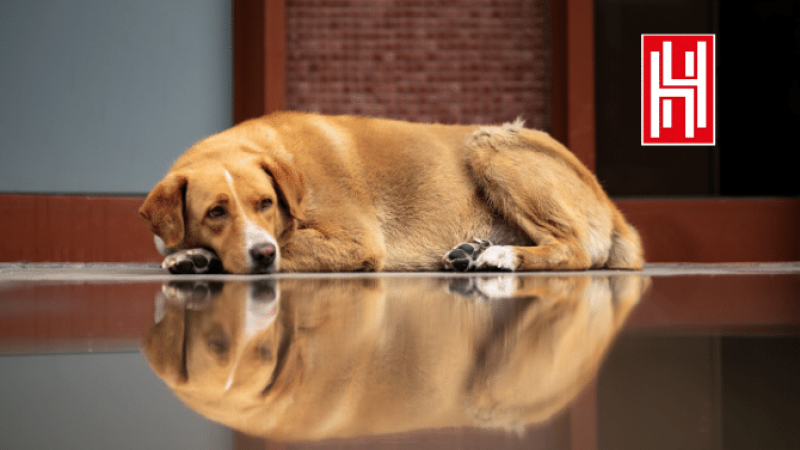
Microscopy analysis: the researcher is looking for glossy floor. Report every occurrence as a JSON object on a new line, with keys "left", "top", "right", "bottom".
{"left": 1, "top": 264, "right": 798, "bottom": 450}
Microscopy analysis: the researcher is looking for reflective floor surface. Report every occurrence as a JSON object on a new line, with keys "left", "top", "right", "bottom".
{"left": 1, "top": 263, "right": 798, "bottom": 450}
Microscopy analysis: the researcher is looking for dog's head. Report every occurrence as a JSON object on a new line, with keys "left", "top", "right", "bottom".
{"left": 142, "top": 278, "right": 388, "bottom": 441}
{"left": 140, "top": 143, "right": 305, "bottom": 274}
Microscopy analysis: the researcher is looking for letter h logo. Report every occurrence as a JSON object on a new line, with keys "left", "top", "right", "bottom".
{"left": 642, "top": 35, "right": 715, "bottom": 145}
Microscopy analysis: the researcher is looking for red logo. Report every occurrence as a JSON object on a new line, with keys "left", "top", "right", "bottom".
{"left": 642, "top": 34, "right": 715, "bottom": 145}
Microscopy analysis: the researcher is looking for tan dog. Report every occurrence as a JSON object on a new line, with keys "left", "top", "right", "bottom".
{"left": 140, "top": 112, "right": 643, "bottom": 274}
{"left": 142, "top": 274, "right": 649, "bottom": 441}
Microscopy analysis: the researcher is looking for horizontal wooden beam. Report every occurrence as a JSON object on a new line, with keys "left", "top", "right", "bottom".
{"left": 0, "top": 194, "right": 161, "bottom": 263}
{"left": 2, "top": 195, "right": 797, "bottom": 264}
{"left": 616, "top": 198, "right": 800, "bottom": 263}
{"left": 0, "top": 283, "right": 160, "bottom": 353}
{"left": 628, "top": 273, "right": 800, "bottom": 332}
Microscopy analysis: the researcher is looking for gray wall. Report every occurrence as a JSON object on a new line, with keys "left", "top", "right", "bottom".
{"left": 0, "top": 0, "right": 233, "bottom": 194}
{"left": 0, "top": 352, "right": 232, "bottom": 450}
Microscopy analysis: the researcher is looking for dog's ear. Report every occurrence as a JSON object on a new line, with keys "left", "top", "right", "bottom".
{"left": 141, "top": 300, "right": 187, "bottom": 387}
{"left": 139, "top": 174, "right": 187, "bottom": 248}
{"left": 260, "top": 155, "right": 306, "bottom": 220}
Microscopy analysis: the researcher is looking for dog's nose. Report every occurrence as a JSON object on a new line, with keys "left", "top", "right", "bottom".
{"left": 249, "top": 243, "right": 277, "bottom": 267}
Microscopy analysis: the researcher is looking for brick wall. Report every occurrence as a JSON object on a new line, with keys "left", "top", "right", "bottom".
{"left": 285, "top": 0, "right": 551, "bottom": 130}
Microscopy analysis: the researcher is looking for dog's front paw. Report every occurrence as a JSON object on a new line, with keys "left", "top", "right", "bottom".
{"left": 474, "top": 246, "right": 517, "bottom": 272}
{"left": 443, "top": 238, "right": 493, "bottom": 272}
{"left": 446, "top": 275, "right": 518, "bottom": 300}
{"left": 160, "top": 280, "right": 223, "bottom": 309}
{"left": 446, "top": 277, "right": 481, "bottom": 297}
{"left": 162, "top": 248, "right": 223, "bottom": 274}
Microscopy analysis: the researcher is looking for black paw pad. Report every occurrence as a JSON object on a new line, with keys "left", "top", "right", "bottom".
{"left": 190, "top": 253, "right": 209, "bottom": 269}
{"left": 456, "top": 244, "right": 476, "bottom": 254}
{"left": 446, "top": 277, "right": 479, "bottom": 297}
{"left": 442, "top": 238, "right": 494, "bottom": 272}
{"left": 172, "top": 259, "right": 196, "bottom": 274}
{"left": 163, "top": 248, "right": 223, "bottom": 275}
{"left": 444, "top": 249, "right": 471, "bottom": 272}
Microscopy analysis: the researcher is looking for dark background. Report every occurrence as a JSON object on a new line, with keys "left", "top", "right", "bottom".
{"left": 595, "top": 0, "right": 800, "bottom": 197}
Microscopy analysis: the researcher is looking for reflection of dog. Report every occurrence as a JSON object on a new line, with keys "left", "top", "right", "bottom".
{"left": 142, "top": 275, "right": 649, "bottom": 441}
{"left": 139, "top": 112, "right": 644, "bottom": 274}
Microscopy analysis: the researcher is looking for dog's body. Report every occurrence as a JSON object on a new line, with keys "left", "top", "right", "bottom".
{"left": 140, "top": 112, "right": 643, "bottom": 274}
{"left": 143, "top": 275, "right": 649, "bottom": 440}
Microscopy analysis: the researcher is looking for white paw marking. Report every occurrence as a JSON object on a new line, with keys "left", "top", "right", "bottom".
{"left": 475, "top": 275, "right": 517, "bottom": 299}
{"left": 475, "top": 246, "right": 518, "bottom": 271}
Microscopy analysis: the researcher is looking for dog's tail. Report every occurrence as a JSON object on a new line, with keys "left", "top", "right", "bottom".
{"left": 605, "top": 213, "right": 644, "bottom": 270}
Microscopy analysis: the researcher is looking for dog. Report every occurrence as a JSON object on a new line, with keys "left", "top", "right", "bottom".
{"left": 139, "top": 112, "right": 643, "bottom": 274}
{"left": 142, "top": 274, "right": 649, "bottom": 440}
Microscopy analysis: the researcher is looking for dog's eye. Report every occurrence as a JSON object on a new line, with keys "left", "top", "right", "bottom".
{"left": 256, "top": 344, "right": 274, "bottom": 362}
{"left": 208, "top": 336, "right": 229, "bottom": 355}
{"left": 207, "top": 206, "right": 226, "bottom": 219}
{"left": 260, "top": 199, "right": 273, "bottom": 211}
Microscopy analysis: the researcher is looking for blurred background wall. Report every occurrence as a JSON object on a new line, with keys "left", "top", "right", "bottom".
{"left": 0, "top": 0, "right": 233, "bottom": 195}
{"left": 284, "top": 0, "right": 551, "bottom": 129}
{"left": 0, "top": 0, "right": 797, "bottom": 263}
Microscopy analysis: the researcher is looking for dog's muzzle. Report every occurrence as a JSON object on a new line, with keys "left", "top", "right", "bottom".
{"left": 250, "top": 242, "right": 278, "bottom": 273}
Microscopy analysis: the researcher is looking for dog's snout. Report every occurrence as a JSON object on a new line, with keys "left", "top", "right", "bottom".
{"left": 250, "top": 243, "right": 277, "bottom": 267}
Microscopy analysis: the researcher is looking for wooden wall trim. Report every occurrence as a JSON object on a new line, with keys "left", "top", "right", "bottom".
{"left": 2, "top": 195, "right": 797, "bottom": 264}
{"left": 628, "top": 274, "right": 800, "bottom": 332}
{"left": 233, "top": 0, "right": 285, "bottom": 124}
{"left": 0, "top": 283, "right": 160, "bottom": 351}
{"left": 550, "top": 0, "right": 567, "bottom": 146}
{"left": 263, "top": 0, "right": 286, "bottom": 114}
{"left": 566, "top": 0, "right": 596, "bottom": 172}
{"left": 553, "top": 0, "right": 596, "bottom": 172}
{"left": 0, "top": 194, "right": 161, "bottom": 263}
{"left": 233, "top": 0, "right": 265, "bottom": 123}
{"left": 616, "top": 198, "right": 800, "bottom": 263}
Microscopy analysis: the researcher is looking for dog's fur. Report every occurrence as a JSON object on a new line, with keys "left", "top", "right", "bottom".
{"left": 143, "top": 274, "right": 648, "bottom": 441}
{"left": 140, "top": 112, "right": 643, "bottom": 274}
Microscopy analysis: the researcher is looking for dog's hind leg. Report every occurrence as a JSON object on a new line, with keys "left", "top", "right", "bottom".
{"left": 449, "top": 121, "right": 642, "bottom": 271}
